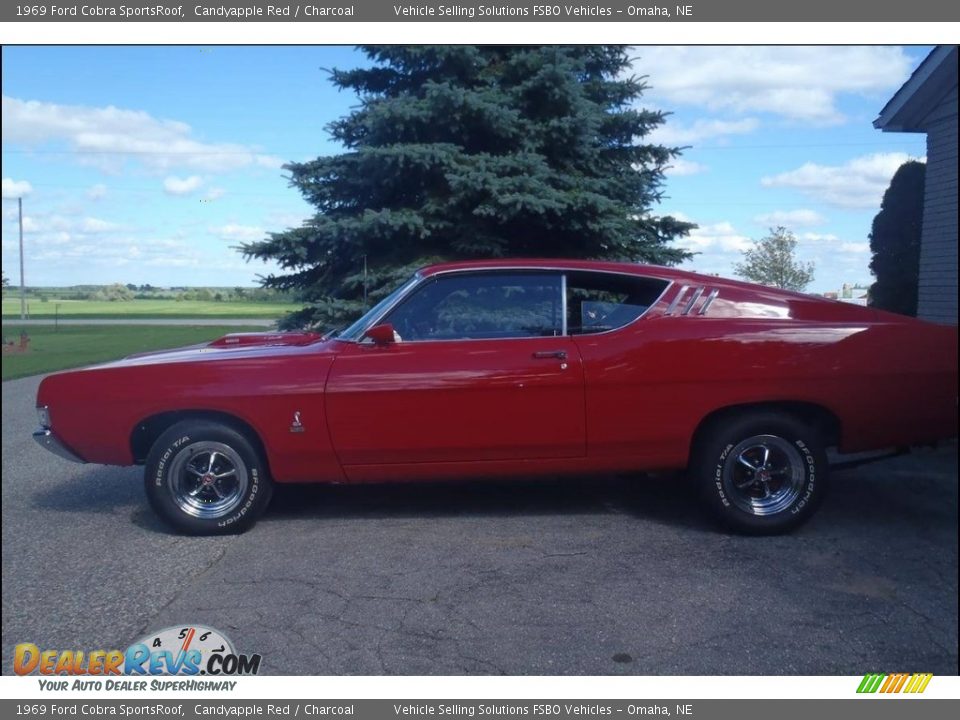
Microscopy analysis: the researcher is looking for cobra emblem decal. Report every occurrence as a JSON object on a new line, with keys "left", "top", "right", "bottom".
{"left": 290, "top": 411, "right": 305, "bottom": 433}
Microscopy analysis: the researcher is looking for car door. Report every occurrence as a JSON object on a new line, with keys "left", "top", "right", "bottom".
{"left": 324, "top": 271, "right": 586, "bottom": 466}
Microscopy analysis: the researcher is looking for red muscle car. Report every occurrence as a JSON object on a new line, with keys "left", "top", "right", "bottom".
{"left": 34, "top": 260, "right": 958, "bottom": 535}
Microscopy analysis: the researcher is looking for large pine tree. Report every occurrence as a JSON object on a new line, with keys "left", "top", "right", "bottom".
{"left": 243, "top": 46, "right": 694, "bottom": 329}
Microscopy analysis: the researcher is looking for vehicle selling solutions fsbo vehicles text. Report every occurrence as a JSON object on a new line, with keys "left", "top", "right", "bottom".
{"left": 390, "top": 5, "right": 691, "bottom": 17}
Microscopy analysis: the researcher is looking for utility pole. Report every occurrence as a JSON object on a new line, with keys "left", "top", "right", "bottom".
{"left": 19, "top": 197, "right": 26, "bottom": 320}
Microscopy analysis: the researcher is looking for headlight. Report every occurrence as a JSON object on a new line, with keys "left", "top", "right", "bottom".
{"left": 37, "top": 406, "right": 51, "bottom": 429}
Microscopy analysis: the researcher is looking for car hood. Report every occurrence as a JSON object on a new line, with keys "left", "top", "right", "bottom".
{"left": 94, "top": 330, "right": 336, "bottom": 369}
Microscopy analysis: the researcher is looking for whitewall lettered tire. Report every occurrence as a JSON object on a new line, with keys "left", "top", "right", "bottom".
{"left": 692, "top": 412, "right": 827, "bottom": 534}
{"left": 145, "top": 420, "right": 273, "bottom": 535}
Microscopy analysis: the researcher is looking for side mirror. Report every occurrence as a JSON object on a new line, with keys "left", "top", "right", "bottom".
{"left": 363, "top": 323, "right": 396, "bottom": 346}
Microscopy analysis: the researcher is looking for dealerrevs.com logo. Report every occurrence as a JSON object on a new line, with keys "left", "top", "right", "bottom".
{"left": 14, "top": 625, "right": 262, "bottom": 677}
{"left": 857, "top": 673, "right": 933, "bottom": 694}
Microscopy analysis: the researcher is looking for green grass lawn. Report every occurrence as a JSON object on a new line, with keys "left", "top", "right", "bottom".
{"left": 2, "top": 297, "right": 300, "bottom": 319}
{"left": 1, "top": 325, "right": 265, "bottom": 381}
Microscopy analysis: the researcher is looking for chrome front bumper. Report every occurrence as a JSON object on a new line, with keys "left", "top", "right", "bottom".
{"left": 33, "top": 429, "right": 86, "bottom": 463}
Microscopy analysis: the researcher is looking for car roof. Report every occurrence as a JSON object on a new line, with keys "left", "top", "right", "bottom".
{"left": 412, "top": 258, "right": 890, "bottom": 324}
{"left": 417, "top": 258, "right": 849, "bottom": 306}
{"left": 418, "top": 258, "right": 705, "bottom": 283}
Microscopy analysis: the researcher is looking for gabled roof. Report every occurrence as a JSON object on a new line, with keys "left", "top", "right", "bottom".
{"left": 874, "top": 45, "right": 958, "bottom": 133}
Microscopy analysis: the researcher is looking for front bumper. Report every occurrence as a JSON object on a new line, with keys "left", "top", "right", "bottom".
{"left": 33, "top": 428, "right": 86, "bottom": 463}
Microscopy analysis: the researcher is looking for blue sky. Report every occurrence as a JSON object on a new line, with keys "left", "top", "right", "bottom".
{"left": 2, "top": 46, "right": 930, "bottom": 292}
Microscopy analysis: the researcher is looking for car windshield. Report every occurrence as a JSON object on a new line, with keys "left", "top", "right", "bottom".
{"left": 336, "top": 274, "right": 421, "bottom": 341}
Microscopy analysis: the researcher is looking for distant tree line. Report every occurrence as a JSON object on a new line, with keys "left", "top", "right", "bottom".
{"left": 12, "top": 285, "right": 298, "bottom": 303}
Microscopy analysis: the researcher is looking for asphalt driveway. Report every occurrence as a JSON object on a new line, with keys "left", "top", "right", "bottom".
{"left": 2, "top": 373, "right": 957, "bottom": 675}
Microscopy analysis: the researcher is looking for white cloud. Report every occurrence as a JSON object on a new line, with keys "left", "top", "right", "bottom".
{"left": 664, "top": 158, "right": 707, "bottom": 177}
{"left": 20, "top": 230, "right": 202, "bottom": 269}
{"left": 144, "top": 255, "right": 202, "bottom": 268}
{"left": 761, "top": 152, "right": 922, "bottom": 209}
{"left": 210, "top": 223, "right": 263, "bottom": 241}
{"left": 677, "top": 220, "right": 754, "bottom": 253}
{"left": 163, "top": 175, "right": 204, "bottom": 196}
{"left": 3, "top": 216, "right": 282, "bottom": 285}
{"left": 674, "top": 219, "right": 754, "bottom": 279}
{"left": 840, "top": 242, "right": 870, "bottom": 253}
{"left": 267, "top": 211, "right": 312, "bottom": 229}
{"left": 253, "top": 155, "right": 284, "bottom": 170}
{"left": 800, "top": 232, "right": 839, "bottom": 243}
{"left": 2, "top": 95, "right": 283, "bottom": 173}
{"left": 802, "top": 233, "right": 870, "bottom": 254}
{"left": 635, "top": 47, "right": 914, "bottom": 123}
{"left": 651, "top": 118, "right": 760, "bottom": 145}
{"left": 87, "top": 183, "right": 108, "bottom": 200}
{"left": 674, "top": 217, "right": 856, "bottom": 289}
{"left": 2, "top": 177, "right": 32, "bottom": 198}
{"left": 718, "top": 237, "right": 753, "bottom": 253}
{"left": 13, "top": 213, "right": 124, "bottom": 234}
{"left": 205, "top": 187, "right": 226, "bottom": 200}
{"left": 753, "top": 209, "right": 825, "bottom": 228}
{"left": 2, "top": 208, "right": 194, "bottom": 281}
{"left": 80, "top": 217, "right": 123, "bottom": 232}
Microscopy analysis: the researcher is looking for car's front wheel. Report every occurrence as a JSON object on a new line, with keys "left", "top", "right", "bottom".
{"left": 691, "top": 412, "right": 827, "bottom": 534}
{"left": 145, "top": 420, "right": 272, "bottom": 535}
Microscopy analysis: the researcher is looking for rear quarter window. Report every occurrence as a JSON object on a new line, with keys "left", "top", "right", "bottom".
{"left": 567, "top": 271, "right": 668, "bottom": 335}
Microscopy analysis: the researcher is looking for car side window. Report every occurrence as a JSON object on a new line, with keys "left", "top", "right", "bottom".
{"left": 385, "top": 272, "right": 563, "bottom": 341}
{"left": 566, "top": 271, "right": 668, "bottom": 335}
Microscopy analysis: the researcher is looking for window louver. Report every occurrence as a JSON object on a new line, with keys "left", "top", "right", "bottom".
{"left": 665, "top": 285, "right": 719, "bottom": 316}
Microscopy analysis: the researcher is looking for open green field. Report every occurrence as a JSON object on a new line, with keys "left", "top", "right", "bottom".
{"left": 2, "top": 297, "right": 300, "bottom": 319}
{"left": 1, "top": 324, "right": 264, "bottom": 381}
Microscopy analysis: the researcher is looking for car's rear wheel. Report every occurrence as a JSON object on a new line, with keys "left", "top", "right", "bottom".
{"left": 145, "top": 420, "right": 272, "bottom": 535}
{"left": 691, "top": 412, "right": 826, "bottom": 534}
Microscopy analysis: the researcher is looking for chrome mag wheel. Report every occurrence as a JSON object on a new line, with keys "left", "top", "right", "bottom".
{"left": 722, "top": 434, "right": 806, "bottom": 516}
{"left": 168, "top": 441, "right": 249, "bottom": 519}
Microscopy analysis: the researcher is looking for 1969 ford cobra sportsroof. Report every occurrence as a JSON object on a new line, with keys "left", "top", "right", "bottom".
{"left": 34, "top": 259, "right": 958, "bottom": 535}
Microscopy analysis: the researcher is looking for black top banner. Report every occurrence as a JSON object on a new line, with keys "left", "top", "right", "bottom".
{"left": 4, "top": 0, "right": 960, "bottom": 22}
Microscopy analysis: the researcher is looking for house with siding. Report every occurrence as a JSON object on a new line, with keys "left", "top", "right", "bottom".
{"left": 874, "top": 45, "right": 958, "bottom": 325}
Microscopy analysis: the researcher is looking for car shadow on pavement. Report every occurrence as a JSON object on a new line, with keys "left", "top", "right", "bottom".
{"left": 28, "top": 465, "right": 177, "bottom": 534}
{"left": 28, "top": 446, "right": 957, "bottom": 539}
{"left": 30, "top": 466, "right": 141, "bottom": 514}
{"left": 265, "top": 472, "right": 709, "bottom": 531}
{"left": 25, "top": 462, "right": 710, "bottom": 535}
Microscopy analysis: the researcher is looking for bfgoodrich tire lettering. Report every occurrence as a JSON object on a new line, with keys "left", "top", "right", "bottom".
{"left": 693, "top": 412, "right": 827, "bottom": 534}
{"left": 145, "top": 420, "right": 273, "bottom": 535}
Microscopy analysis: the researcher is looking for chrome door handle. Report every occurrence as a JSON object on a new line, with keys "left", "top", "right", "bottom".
{"left": 532, "top": 350, "right": 567, "bottom": 360}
